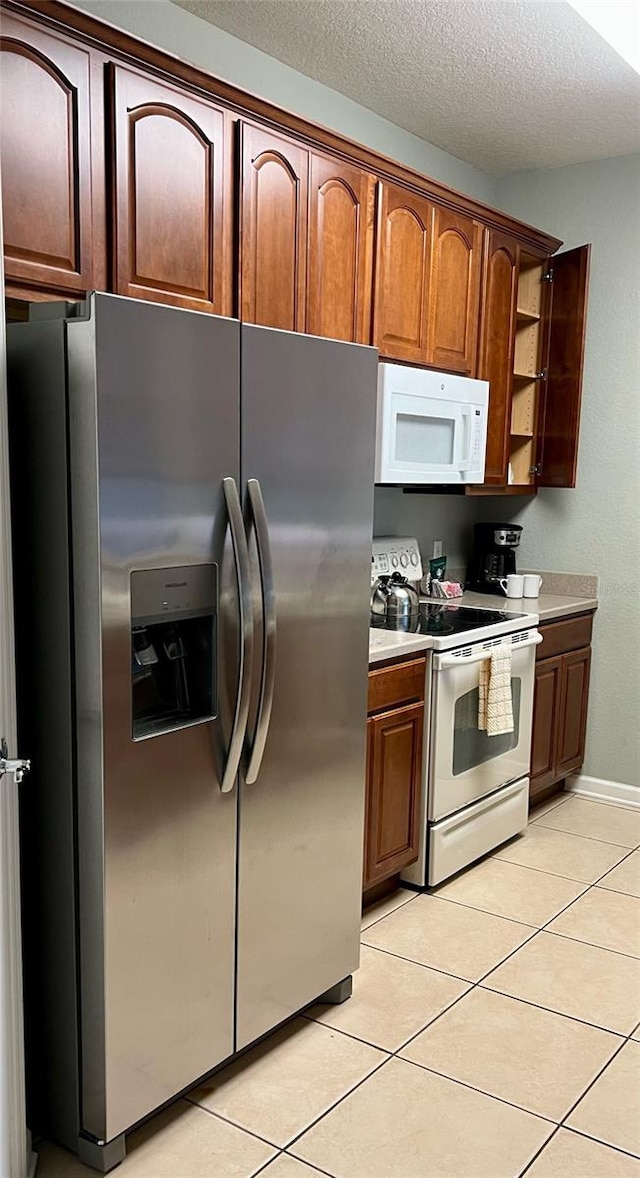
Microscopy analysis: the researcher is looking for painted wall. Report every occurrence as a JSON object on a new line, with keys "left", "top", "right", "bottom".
{"left": 492, "top": 154, "right": 640, "bottom": 789}
{"left": 373, "top": 490, "right": 477, "bottom": 575}
{"left": 68, "top": 0, "right": 496, "bottom": 205}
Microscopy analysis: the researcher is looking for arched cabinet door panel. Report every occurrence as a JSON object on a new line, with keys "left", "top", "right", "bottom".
{"left": 426, "top": 206, "right": 483, "bottom": 375}
{"left": 477, "top": 230, "right": 520, "bottom": 485}
{"left": 110, "top": 64, "right": 230, "bottom": 314}
{"left": 240, "top": 124, "right": 308, "bottom": 332}
{"left": 0, "top": 15, "right": 99, "bottom": 295}
{"left": 307, "top": 155, "right": 375, "bottom": 343}
{"left": 373, "top": 182, "right": 432, "bottom": 364}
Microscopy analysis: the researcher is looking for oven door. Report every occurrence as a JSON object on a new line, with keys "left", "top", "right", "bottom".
{"left": 428, "top": 631, "right": 541, "bottom": 821}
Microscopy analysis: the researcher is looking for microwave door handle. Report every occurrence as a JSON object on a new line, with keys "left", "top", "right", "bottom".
{"left": 436, "top": 632, "right": 542, "bottom": 670}
{"left": 457, "top": 406, "right": 472, "bottom": 473}
{"left": 220, "top": 477, "right": 254, "bottom": 793}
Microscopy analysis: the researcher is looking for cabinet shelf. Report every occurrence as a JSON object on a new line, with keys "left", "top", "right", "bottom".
{"left": 511, "top": 429, "right": 534, "bottom": 439}
{"left": 516, "top": 307, "right": 540, "bottom": 323}
{"left": 513, "top": 370, "right": 540, "bottom": 381}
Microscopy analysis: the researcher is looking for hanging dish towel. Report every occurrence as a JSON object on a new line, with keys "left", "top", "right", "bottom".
{"left": 478, "top": 643, "right": 514, "bottom": 736}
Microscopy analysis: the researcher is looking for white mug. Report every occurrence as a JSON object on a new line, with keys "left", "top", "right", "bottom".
{"left": 498, "top": 573, "right": 524, "bottom": 598}
{"left": 523, "top": 573, "right": 543, "bottom": 598}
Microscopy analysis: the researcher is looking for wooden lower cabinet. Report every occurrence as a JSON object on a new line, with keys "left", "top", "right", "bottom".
{"left": 529, "top": 614, "right": 593, "bottom": 805}
{"left": 363, "top": 657, "right": 425, "bottom": 891}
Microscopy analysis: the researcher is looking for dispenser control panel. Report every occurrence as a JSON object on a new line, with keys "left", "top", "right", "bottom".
{"left": 371, "top": 536, "right": 423, "bottom": 584}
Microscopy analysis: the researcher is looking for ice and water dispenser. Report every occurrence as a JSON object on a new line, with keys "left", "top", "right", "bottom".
{"left": 131, "top": 564, "right": 216, "bottom": 739}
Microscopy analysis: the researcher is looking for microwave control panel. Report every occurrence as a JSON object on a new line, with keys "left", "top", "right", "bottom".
{"left": 371, "top": 536, "right": 423, "bottom": 584}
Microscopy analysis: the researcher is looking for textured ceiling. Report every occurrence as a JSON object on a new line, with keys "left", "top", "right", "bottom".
{"left": 172, "top": 0, "right": 640, "bottom": 174}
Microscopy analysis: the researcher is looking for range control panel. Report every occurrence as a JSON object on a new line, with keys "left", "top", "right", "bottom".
{"left": 371, "top": 536, "right": 423, "bottom": 584}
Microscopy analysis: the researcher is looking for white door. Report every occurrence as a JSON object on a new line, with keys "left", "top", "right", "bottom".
{"left": 0, "top": 171, "right": 32, "bottom": 1178}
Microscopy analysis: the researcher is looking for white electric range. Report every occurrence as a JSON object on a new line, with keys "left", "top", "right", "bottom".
{"left": 371, "top": 537, "right": 540, "bottom": 886}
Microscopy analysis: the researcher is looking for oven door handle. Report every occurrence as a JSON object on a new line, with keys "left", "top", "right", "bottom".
{"left": 436, "top": 631, "right": 542, "bottom": 670}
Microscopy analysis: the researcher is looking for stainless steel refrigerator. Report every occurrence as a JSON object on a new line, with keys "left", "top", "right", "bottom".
{"left": 8, "top": 293, "right": 377, "bottom": 1171}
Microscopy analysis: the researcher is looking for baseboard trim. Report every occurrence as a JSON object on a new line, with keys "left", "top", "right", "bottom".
{"left": 565, "top": 774, "right": 640, "bottom": 810}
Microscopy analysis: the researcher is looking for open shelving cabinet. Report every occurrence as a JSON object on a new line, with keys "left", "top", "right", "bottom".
{"left": 507, "top": 254, "right": 549, "bottom": 490}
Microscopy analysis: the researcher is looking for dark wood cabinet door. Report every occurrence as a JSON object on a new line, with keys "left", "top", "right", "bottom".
{"left": 0, "top": 15, "right": 98, "bottom": 295}
{"left": 530, "top": 656, "right": 563, "bottom": 795}
{"left": 426, "top": 205, "right": 483, "bottom": 375}
{"left": 538, "top": 245, "right": 591, "bottom": 488}
{"left": 478, "top": 230, "right": 519, "bottom": 485}
{"left": 363, "top": 702, "right": 424, "bottom": 890}
{"left": 307, "top": 154, "right": 375, "bottom": 343}
{"left": 110, "top": 65, "right": 230, "bottom": 313}
{"left": 556, "top": 647, "right": 591, "bottom": 776}
{"left": 240, "top": 124, "right": 308, "bottom": 331}
{"left": 373, "top": 182, "right": 431, "bottom": 363}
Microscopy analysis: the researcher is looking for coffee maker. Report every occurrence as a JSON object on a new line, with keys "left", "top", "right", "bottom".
{"left": 466, "top": 522, "right": 523, "bottom": 593}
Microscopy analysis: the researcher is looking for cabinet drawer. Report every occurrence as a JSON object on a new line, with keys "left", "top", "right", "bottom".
{"left": 367, "top": 657, "right": 426, "bottom": 714}
{"left": 536, "top": 613, "right": 593, "bottom": 661}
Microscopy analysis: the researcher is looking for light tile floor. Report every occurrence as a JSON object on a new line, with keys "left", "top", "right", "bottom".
{"left": 38, "top": 793, "right": 640, "bottom": 1177}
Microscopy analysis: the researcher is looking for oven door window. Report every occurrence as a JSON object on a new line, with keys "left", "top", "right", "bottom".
{"left": 452, "top": 678, "right": 522, "bottom": 776}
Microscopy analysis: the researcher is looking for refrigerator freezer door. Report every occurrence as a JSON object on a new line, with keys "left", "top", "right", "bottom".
{"left": 67, "top": 295, "right": 241, "bottom": 1142}
{"left": 237, "top": 325, "right": 377, "bottom": 1049}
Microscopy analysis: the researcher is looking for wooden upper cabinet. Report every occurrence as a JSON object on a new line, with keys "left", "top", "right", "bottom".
{"left": 110, "top": 65, "right": 230, "bottom": 314}
{"left": 477, "top": 230, "right": 519, "bottom": 485}
{"left": 373, "top": 181, "right": 432, "bottom": 363}
{"left": 538, "top": 245, "right": 591, "bottom": 488}
{"left": 426, "top": 205, "right": 483, "bottom": 375}
{"left": 240, "top": 123, "right": 308, "bottom": 332}
{"left": 0, "top": 15, "right": 99, "bottom": 296}
{"left": 307, "top": 155, "right": 375, "bottom": 343}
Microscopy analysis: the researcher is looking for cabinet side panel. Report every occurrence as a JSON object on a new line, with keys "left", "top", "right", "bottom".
{"left": 7, "top": 321, "right": 81, "bottom": 1150}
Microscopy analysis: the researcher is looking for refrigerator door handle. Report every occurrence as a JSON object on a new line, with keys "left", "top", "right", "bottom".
{"left": 245, "top": 478, "right": 276, "bottom": 785}
{"left": 220, "top": 477, "right": 254, "bottom": 793}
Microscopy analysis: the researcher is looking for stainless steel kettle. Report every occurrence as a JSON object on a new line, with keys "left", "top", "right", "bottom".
{"left": 370, "top": 572, "right": 420, "bottom": 620}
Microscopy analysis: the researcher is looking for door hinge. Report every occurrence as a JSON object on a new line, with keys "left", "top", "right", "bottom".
{"left": 533, "top": 368, "right": 548, "bottom": 381}
{"left": 542, "top": 269, "right": 553, "bottom": 282}
{"left": 529, "top": 463, "right": 542, "bottom": 476}
{"left": 0, "top": 737, "right": 30, "bottom": 784}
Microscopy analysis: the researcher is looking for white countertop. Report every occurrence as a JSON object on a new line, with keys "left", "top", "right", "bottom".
{"left": 368, "top": 590, "right": 598, "bottom": 666}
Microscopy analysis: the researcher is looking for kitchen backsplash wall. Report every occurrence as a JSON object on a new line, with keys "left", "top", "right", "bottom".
{"left": 373, "top": 488, "right": 482, "bottom": 573}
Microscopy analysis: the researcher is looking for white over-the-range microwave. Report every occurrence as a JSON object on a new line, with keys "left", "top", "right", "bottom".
{"left": 375, "top": 362, "right": 490, "bottom": 485}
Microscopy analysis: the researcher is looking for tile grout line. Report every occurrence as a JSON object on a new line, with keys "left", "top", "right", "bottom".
{"left": 358, "top": 937, "right": 476, "bottom": 983}
{"left": 543, "top": 926, "right": 640, "bottom": 962}
{"left": 558, "top": 1122, "right": 640, "bottom": 1163}
{"left": 556, "top": 1034, "right": 631, "bottom": 1129}
{"left": 530, "top": 816, "right": 640, "bottom": 850}
{"left": 425, "top": 891, "right": 541, "bottom": 930}
{"left": 189, "top": 1051, "right": 392, "bottom": 1159}
{"left": 360, "top": 890, "right": 418, "bottom": 933}
{"left": 183, "top": 1096, "right": 289, "bottom": 1152}
{"left": 282, "top": 1152, "right": 341, "bottom": 1178}
{"left": 476, "top": 981, "right": 633, "bottom": 1038}
{"left": 282, "top": 1052, "right": 394, "bottom": 1156}
{"left": 384, "top": 1052, "right": 560, "bottom": 1125}
{"left": 517, "top": 1125, "right": 562, "bottom": 1177}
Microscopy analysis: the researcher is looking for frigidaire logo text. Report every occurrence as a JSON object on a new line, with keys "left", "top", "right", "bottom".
{"left": 165, "top": 581, "right": 188, "bottom": 588}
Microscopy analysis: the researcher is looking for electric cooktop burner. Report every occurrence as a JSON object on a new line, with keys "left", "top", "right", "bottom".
{"left": 371, "top": 603, "right": 528, "bottom": 637}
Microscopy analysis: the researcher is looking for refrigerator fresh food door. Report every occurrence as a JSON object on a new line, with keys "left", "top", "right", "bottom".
{"left": 236, "top": 324, "right": 377, "bottom": 1050}
{"left": 67, "top": 295, "right": 242, "bottom": 1142}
